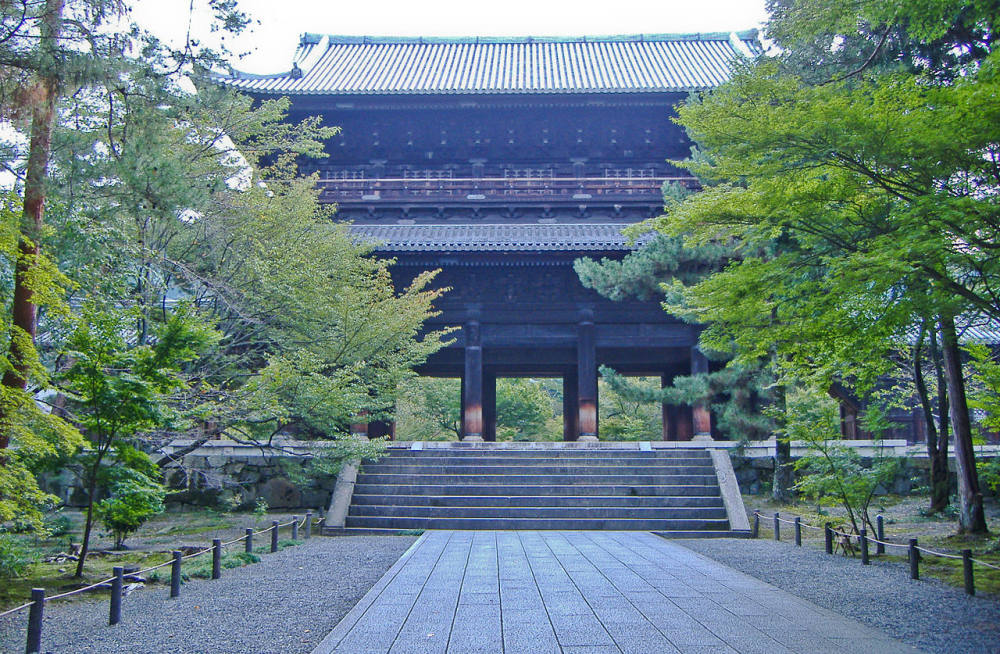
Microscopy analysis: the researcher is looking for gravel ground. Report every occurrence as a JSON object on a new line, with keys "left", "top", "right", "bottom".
{"left": 678, "top": 537, "right": 1000, "bottom": 654}
{"left": 0, "top": 535, "right": 416, "bottom": 654}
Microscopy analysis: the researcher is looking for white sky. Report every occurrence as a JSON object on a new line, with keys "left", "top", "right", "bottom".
{"left": 132, "top": 0, "right": 768, "bottom": 75}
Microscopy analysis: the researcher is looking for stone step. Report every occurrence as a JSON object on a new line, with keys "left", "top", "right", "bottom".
{"left": 349, "top": 494, "right": 724, "bottom": 508}
{"left": 353, "top": 483, "right": 720, "bottom": 497}
{"left": 360, "top": 463, "right": 717, "bottom": 476}
{"left": 348, "top": 505, "right": 728, "bottom": 520}
{"left": 356, "top": 473, "right": 720, "bottom": 485}
{"left": 343, "top": 516, "right": 731, "bottom": 531}
{"left": 389, "top": 450, "right": 711, "bottom": 460}
{"left": 372, "top": 458, "right": 714, "bottom": 469}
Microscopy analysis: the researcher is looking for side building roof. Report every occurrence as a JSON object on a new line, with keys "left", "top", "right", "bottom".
{"left": 227, "top": 32, "right": 760, "bottom": 95}
{"left": 348, "top": 223, "right": 643, "bottom": 252}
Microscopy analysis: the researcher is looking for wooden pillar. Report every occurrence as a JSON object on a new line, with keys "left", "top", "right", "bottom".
{"left": 350, "top": 410, "right": 369, "bottom": 438}
{"left": 462, "top": 321, "right": 484, "bottom": 441}
{"left": 459, "top": 375, "right": 466, "bottom": 440}
{"left": 483, "top": 371, "right": 497, "bottom": 442}
{"left": 691, "top": 347, "right": 712, "bottom": 439}
{"left": 661, "top": 375, "right": 672, "bottom": 441}
{"left": 563, "top": 370, "right": 579, "bottom": 441}
{"left": 577, "top": 319, "right": 598, "bottom": 441}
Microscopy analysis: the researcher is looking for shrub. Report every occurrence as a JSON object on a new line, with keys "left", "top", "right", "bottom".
{"left": 788, "top": 395, "right": 900, "bottom": 534}
{"left": 0, "top": 534, "right": 36, "bottom": 579}
{"left": 96, "top": 479, "right": 166, "bottom": 549}
{"left": 44, "top": 512, "right": 73, "bottom": 538}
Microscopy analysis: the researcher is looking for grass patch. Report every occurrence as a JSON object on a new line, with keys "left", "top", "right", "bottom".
{"left": 398, "top": 529, "right": 425, "bottom": 536}
{"left": 0, "top": 509, "right": 305, "bottom": 609}
{"left": 147, "top": 551, "right": 262, "bottom": 583}
{"left": 745, "top": 493, "right": 1000, "bottom": 597}
{"left": 882, "top": 553, "right": 1000, "bottom": 597}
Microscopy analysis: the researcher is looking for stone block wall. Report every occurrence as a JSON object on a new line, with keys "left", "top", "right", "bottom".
{"left": 41, "top": 442, "right": 339, "bottom": 512}
{"left": 730, "top": 455, "right": 945, "bottom": 497}
{"left": 163, "top": 452, "right": 336, "bottom": 511}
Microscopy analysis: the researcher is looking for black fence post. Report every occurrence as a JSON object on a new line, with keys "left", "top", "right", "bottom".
{"left": 245, "top": 528, "right": 253, "bottom": 554}
{"left": 962, "top": 549, "right": 975, "bottom": 596}
{"left": 109, "top": 566, "right": 123, "bottom": 626}
{"left": 170, "top": 551, "right": 182, "bottom": 598}
{"left": 305, "top": 512, "right": 313, "bottom": 539}
{"left": 25, "top": 588, "right": 44, "bottom": 654}
{"left": 909, "top": 539, "right": 919, "bottom": 580}
{"left": 212, "top": 539, "right": 222, "bottom": 580}
{"left": 860, "top": 529, "right": 869, "bottom": 565}
{"left": 292, "top": 516, "right": 299, "bottom": 541}
{"left": 774, "top": 513, "right": 780, "bottom": 541}
{"left": 824, "top": 523, "right": 833, "bottom": 555}
{"left": 794, "top": 517, "right": 801, "bottom": 546}
{"left": 271, "top": 520, "right": 279, "bottom": 553}
{"left": 876, "top": 515, "right": 885, "bottom": 555}
{"left": 752, "top": 511, "right": 760, "bottom": 539}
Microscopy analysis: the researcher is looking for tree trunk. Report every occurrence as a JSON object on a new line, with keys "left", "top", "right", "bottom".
{"left": 913, "top": 326, "right": 950, "bottom": 512}
{"left": 74, "top": 462, "right": 100, "bottom": 578}
{"left": 930, "top": 330, "right": 950, "bottom": 512}
{"left": 939, "top": 314, "right": 988, "bottom": 534}
{"left": 0, "top": 0, "right": 66, "bottom": 447}
{"left": 772, "top": 383, "right": 794, "bottom": 501}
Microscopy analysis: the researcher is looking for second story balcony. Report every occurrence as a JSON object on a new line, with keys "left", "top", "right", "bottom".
{"left": 315, "top": 173, "right": 698, "bottom": 207}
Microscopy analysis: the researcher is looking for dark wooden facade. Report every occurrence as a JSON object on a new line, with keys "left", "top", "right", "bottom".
{"left": 234, "top": 34, "right": 758, "bottom": 440}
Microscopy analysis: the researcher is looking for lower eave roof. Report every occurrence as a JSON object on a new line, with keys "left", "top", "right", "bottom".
{"left": 349, "top": 223, "right": 640, "bottom": 252}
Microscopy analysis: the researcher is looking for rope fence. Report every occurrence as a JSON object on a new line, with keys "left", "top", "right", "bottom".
{"left": 3, "top": 511, "right": 321, "bottom": 654}
{"left": 752, "top": 509, "right": 998, "bottom": 597}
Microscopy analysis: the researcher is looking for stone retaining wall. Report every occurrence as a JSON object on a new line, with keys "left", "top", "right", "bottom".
{"left": 43, "top": 438, "right": 998, "bottom": 509}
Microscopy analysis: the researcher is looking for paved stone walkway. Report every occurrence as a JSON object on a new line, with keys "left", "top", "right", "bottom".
{"left": 312, "top": 531, "right": 922, "bottom": 654}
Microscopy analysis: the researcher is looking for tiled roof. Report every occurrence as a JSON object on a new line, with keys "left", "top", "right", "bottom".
{"left": 228, "top": 33, "right": 759, "bottom": 95}
{"left": 959, "top": 320, "right": 1000, "bottom": 345}
{"left": 349, "top": 223, "right": 640, "bottom": 251}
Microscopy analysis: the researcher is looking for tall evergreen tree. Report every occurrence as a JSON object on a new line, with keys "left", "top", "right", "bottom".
{"left": 656, "top": 0, "right": 997, "bottom": 532}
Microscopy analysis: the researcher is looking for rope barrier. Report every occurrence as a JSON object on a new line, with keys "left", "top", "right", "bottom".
{"left": 867, "top": 537, "right": 909, "bottom": 550}
{"left": 8, "top": 513, "right": 315, "bottom": 654}
{"left": 46, "top": 576, "right": 117, "bottom": 601}
{"left": 971, "top": 558, "right": 1000, "bottom": 571}
{"left": 180, "top": 547, "right": 212, "bottom": 561}
{"left": 754, "top": 509, "right": 1000, "bottom": 574}
{"left": 133, "top": 558, "right": 175, "bottom": 576}
{"left": 915, "top": 546, "right": 964, "bottom": 561}
{"left": 0, "top": 601, "right": 35, "bottom": 619}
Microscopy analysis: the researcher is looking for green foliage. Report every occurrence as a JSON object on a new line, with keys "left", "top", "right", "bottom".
{"left": 0, "top": 194, "right": 83, "bottom": 532}
{"left": 598, "top": 377, "right": 662, "bottom": 441}
{"left": 978, "top": 457, "right": 1000, "bottom": 494}
{"left": 599, "top": 365, "right": 776, "bottom": 442}
{"left": 966, "top": 344, "right": 1000, "bottom": 434}
{"left": 96, "top": 478, "right": 167, "bottom": 550}
{"left": 253, "top": 498, "right": 268, "bottom": 520}
{"left": 575, "top": 232, "right": 730, "bottom": 302}
{"left": 0, "top": 535, "right": 35, "bottom": 579}
{"left": 397, "top": 377, "right": 555, "bottom": 441}
{"left": 281, "top": 436, "right": 388, "bottom": 488}
{"left": 396, "top": 377, "right": 462, "bottom": 439}
{"left": 496, "top": 379, "right": 552, "bottom": 440}
{"left": 787, "top": 389, "right": 900, "bottom": 533}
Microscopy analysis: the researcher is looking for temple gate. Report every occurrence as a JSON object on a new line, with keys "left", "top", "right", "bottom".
{"left": 229, "top": 33, "right": 759, "bottom": 441}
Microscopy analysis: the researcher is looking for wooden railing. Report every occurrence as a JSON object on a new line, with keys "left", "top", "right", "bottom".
{"left": 317, "top": 176, "right": 697, "bottom": 203}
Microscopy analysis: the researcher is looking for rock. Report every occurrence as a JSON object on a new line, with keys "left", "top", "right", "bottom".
{"left": 260, "top": 477, "right": 301, "bottom": 509}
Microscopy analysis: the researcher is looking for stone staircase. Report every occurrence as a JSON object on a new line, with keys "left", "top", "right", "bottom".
{"left": 331, "top": 446, "right": 747, "bottom": 536}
